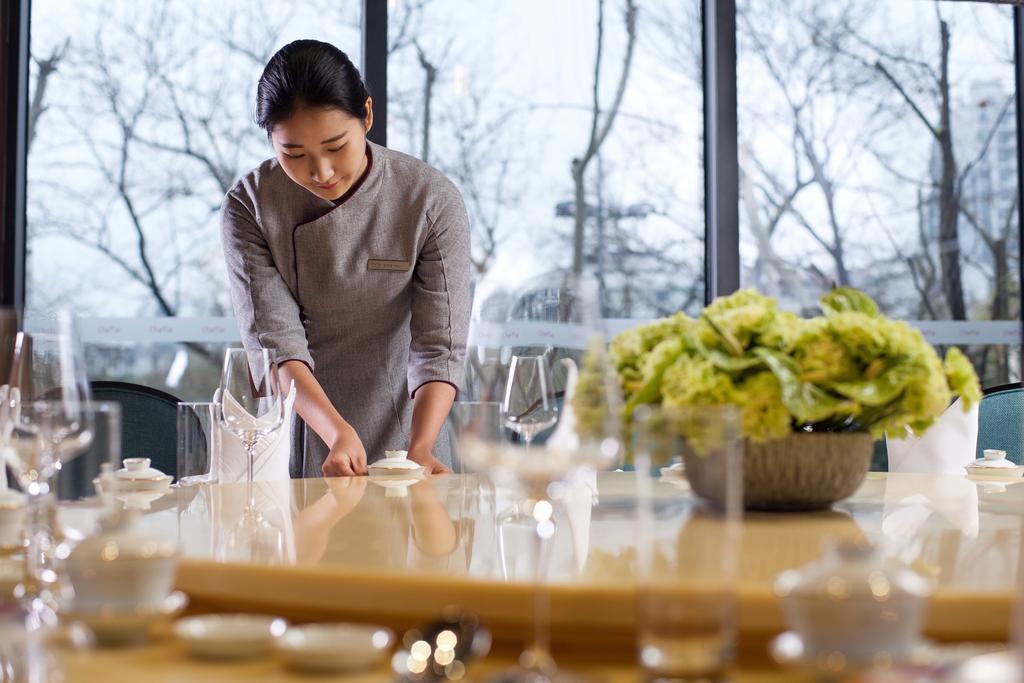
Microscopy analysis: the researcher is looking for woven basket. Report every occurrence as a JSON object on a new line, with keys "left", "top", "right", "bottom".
{"left": 684, "top": 432, "right": 873, "bottom": 511}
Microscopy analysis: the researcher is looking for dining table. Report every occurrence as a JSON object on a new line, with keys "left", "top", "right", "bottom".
{"left": 33, "top": 470, "right": 1024, "bottom": 680}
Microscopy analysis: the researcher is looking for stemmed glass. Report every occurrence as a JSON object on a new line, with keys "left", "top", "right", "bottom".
{"left": 457, "top": 271, "right": 623, "bottom": 682}
{"left": 1, "top": 311, "right": 93, "bottom": 628}
{"left": 216, "top": 348, "right": 285, "bottom": 562}
{"left": 502, "top": 354, "right": 558, "bottom": 449}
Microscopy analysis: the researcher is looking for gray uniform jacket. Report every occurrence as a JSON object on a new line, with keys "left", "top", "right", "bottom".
{"left": 220, "top": 142, "right": 471, "bottom": 477}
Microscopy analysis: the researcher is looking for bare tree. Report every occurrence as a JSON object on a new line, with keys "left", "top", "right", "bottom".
{"left": 27, "top": 39, "right": 70, "bottom": 150}
{"left": 571, "top": 0, "right": 638, "bottom": 276}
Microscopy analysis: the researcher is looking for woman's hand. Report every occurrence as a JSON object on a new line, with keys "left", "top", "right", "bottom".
{"left": 408, "top": 446, "right": 452, "bottom": 475}
{"left": 323, "top": 425, "right": 368, "bottom": 476}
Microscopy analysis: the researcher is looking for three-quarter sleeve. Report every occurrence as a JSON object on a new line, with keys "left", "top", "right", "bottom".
{"left": 220, "top": 190, "right": 314, "bottom": 369}
{"left": 408, "top": 183, "right": 471, "bottom": 398}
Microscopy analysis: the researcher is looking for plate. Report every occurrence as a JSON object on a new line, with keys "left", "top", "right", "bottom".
{"left": 174, "top": 613, "right": 287, "bottom": 659}
{"left": 769, "top": 630, "right": 936, "bottom": 677}
{"left": 63, "top": 590, "right": 188, "bottom": 646}
{"left": 276, "top": 623, "right": 393, "bottom": 673}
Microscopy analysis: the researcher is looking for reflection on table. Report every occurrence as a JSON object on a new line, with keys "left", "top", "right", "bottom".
{"left": 60, "top": 472, "right": 1023, "bottom": 644}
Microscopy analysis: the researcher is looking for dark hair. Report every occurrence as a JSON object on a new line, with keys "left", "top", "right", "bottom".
{"left": 255, "top": 39, "right": 370, "bottom": 132}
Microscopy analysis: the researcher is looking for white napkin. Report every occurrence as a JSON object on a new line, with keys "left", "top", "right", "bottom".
{"left": 218, "top": 381, "right": 296, "bottom": 483}
{"left": 885, "top": 397, "right": 979, "bottom": 474}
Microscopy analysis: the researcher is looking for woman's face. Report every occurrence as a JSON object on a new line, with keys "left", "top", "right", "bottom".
{"left": 270, "top": 100, "right": 373, "bottom": 201}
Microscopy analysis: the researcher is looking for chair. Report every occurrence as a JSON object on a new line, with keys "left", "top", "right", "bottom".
{"left": 976, "top": 383, "right": 1022, "bottom": 464}
{"left": 869, "top": 439, "right": 889, "bottom": 472}
{"left": 57, "top": 381, "right": 182, "bottom": 500}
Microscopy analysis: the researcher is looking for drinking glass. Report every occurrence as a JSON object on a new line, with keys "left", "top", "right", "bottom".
{"left": 458, "top": 271, "right": 623, "bottom": 682}
{"left": 55, "top": 400, "right": 120, "bottom": 503}
{"left": 8, "top": 401, "right": 93, "bottom": 627}
{"left": 176, "top": 401, "right": 221, "bottom": 486}
{"left": 2, "top": 311, "right": 93, "bottom": 628}
{"left": 217, "top": 348, "right": 284, "bottom": 506}
{"left": 632, "top": 404, "right": 743, "bottom": 683}
{"left": 502, "top": 354, "right": 558, "bottom": 449}
{"left": 217, "top": 348, "right": 285, "bottom": 562}
{"left": 448, "top": 401, "right": 502, "bottom": 475}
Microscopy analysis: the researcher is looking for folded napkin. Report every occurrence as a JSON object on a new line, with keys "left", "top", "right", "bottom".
{"left": 218, "top": 381, "right": 296, "bottom": 483}
{"left": 885, "top": 397, "right": 978, "bottom": 474}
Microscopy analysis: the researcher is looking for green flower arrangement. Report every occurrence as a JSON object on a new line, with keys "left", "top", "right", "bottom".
{"left": 574, "top": 287, "right": 981, "bottom": 443}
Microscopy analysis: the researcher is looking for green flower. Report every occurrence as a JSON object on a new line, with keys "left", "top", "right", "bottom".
{"left": 731, "top": 371, "right": 792, "bottom": 442}
{"left": 944, "top": 347, "right": 981, "bottom": 410}
{"left": 662, "top": 356, "right": 735, "bottom": 407}
{"left": 827, "top": 312, "right": 888, "bottom": 363}
{"left": 578, "top": 287, "right": 983, "bottom": 452}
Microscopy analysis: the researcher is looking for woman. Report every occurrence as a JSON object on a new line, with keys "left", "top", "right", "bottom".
{"left": 221, "top": 39, "right": 471, "bottom": 477}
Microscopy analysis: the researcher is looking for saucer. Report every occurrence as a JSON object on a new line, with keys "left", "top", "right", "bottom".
{"left": 369, "top": 460, "right": 423, "bottom": 474}
{"left": 947, "top": 650, "right": 1022, "bottom": 683}
{"left": 276, "top": 623, "right": 394, "bottom": 673}
{"left": 93, "top": 475, "right": 174, "bottom": 495}
{"left": 63, "top": 590, "right": 188, "bottom": 646}
{"left": 174, "top": 613, "right": 287, "bottom": 659}
{"left": 659, "top": 462, "right": 684, "bottom": 476}
{"left": 769, "top": 630, "right": 936, "bottom": 676}
{"left": 965, "top": 465, "right": 1024, "bottom": 480}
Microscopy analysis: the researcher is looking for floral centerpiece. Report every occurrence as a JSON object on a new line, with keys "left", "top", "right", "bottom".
{"left": 574, "top": 287, "right": 982, "bottom": 509}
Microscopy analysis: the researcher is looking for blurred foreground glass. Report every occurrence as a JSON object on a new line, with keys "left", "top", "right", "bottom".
{"left": 3, "top": 311, "right": 93, "bottom": 628}
{"left": 459, "top": 271, "right": 623, "bottom": 681}
{"left": 55, "top": 400, "right": 120, "bottom": 503}
{"left": 448, "top": 401, "right": 502, "bottom": 475}
{"left": 633, "top": 405, "right": 743, "bottom": 683}
{"left": 176, "top": 402, "right": 220, "bottom": 486}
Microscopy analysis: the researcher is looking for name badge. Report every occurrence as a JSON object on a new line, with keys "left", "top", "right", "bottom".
{"left": 367, "top": 259, "right": 411, "bottom": 272}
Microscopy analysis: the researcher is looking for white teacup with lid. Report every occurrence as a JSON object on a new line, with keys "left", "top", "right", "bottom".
{"left": 0, "top": 488, "right": 26, "bottom": 552}
{"left": 114, "top": 458, "right": 174, "bottom": 491}
{"left": 965, "top": 449, "right": 1024, "bottom": 479}
{"left": 774, "top": 538, "right": 935, "bottom": 664}
{"left": 65, "top": 488, "right": 177, "bottom": 613}
{"left": 368, "top": 449, "right": 423, "bottom": 475}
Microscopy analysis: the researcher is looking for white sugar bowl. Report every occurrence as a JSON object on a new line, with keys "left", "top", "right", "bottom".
{"left": 0, "top": 489, "right": 26, "bottom": 552}
{"left": 65, "top": 508, "right": 177, "bottom": 613}
{"left": 774, "top": 539, "right": 935, "bottom": 663}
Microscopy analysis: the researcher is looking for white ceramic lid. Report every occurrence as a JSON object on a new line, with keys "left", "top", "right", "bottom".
{"left": 69, "top": 507, "right": 175, "bottom": 562}
{"left": 967, "top": 449, "right": 1017, "bottom": 469}
{"left": 383, "top": 450, "right": 409, "bottom": 460}
{"left": 115, "top": 458, "right": 169, "bottom": 481}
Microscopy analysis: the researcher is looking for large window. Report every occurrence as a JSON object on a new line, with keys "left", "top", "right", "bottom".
{"left": 25, "top": 0, "right": 361, "bottom": 400}
{"left": 738, "top": 0, "right": 1021, "bottom": 386}
{"left": 386, "top": 0, "right": 705, "bottom": 320}
{"left": 15, "top": 0, "right": 1022, "bottom": 395}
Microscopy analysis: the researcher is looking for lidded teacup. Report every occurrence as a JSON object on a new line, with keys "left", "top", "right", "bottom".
{"left": 774, "top": 538, "right": 934, "bottom": 663}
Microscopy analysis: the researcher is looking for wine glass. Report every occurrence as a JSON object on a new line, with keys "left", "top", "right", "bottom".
{"left": 502, "top": 354, "right": 558, "bottom": 449}
{"left": 216, "top": 348, "right": 285, "bottom": 549}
